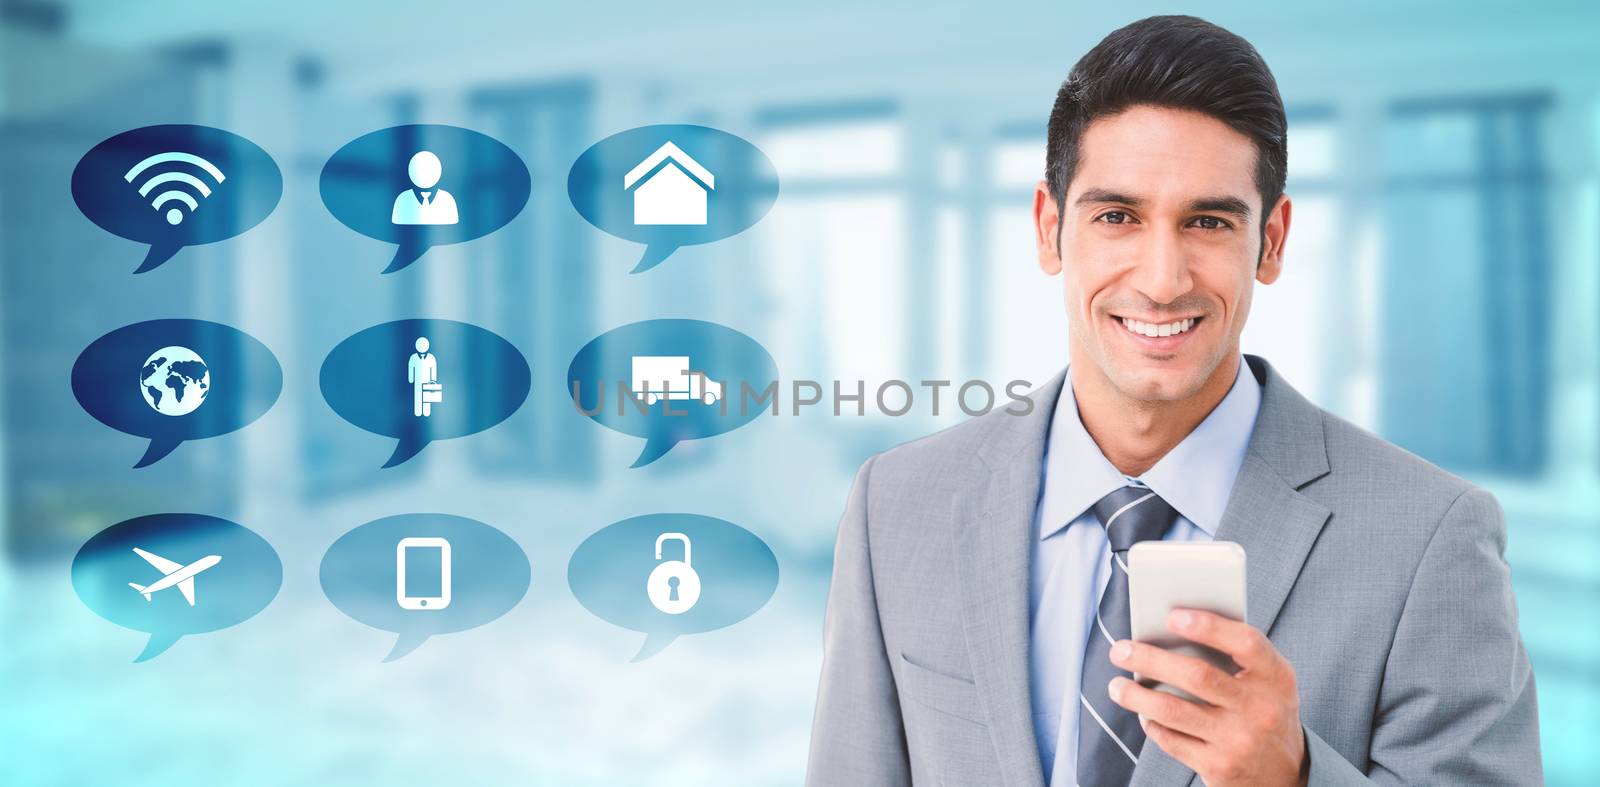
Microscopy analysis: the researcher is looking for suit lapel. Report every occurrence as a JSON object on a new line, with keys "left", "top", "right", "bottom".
{"left": 951, "top": 357, "right": 1330, "bottom": 787}
{"left": 951, "top": 372, "right": 1062, "bottom": 787}
{"left": 1218, "top": 355, "right": 1333, "bottom": 635}
{"left": 1217, "top": 455, "right": 1332, "bottom": 634}
{"left": 1130, "top": 355, "right": 1332, "bottom": 787}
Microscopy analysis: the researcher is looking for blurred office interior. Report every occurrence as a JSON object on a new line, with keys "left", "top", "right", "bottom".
{"left": 2, "top": 1, "right": 1597, "bottom": 784}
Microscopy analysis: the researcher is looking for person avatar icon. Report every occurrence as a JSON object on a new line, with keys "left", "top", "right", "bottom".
{"left": 391, "top": 151, "right": 460, "bottom": 226}
{"left": 408, "top": 337, "right": 442, "bottom": 417}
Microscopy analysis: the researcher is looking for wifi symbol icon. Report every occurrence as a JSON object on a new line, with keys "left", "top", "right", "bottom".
{"left": 124, "top": 152, "right": 226, "bottom": 226}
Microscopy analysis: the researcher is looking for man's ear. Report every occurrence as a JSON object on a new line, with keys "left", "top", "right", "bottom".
{"left": 1035, "top": 180, "right": 1063, "bottom": 275}
{"left": 1256, "top": 193, "right": 1292, "bottom": 285}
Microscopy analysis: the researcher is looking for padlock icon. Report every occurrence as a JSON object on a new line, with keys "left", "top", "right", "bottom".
{"left": 647, "top": 532, "right": 701, "bottom": 614}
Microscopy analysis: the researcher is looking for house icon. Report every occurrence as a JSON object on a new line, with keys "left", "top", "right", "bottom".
{"left": 623, "top": 141, "right": 715, "bottom": 226}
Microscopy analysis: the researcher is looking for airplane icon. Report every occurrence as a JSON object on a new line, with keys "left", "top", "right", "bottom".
{"left": 127, "top": 547, "right": 221, "bottom": 607}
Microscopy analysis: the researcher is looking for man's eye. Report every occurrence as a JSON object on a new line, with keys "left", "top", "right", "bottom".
{"left": 1098, "top": 211, "right": 1131, "bottom": 225}
{"left": 1191, "top": 216, "right": 1230, "bottom": 230}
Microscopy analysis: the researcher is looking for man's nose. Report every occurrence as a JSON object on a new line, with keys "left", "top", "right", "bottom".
{"left": 1130, "top": 227, "right": 1193, "bottom": 305}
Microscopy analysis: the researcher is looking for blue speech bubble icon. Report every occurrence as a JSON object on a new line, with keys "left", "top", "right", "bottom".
{"left": 321, "top": 319, "right": 531, "bottom": 467}
{"left": 320, "top": 514, "right": 531, "bottom": 661}
{"left": 72, "top": 319, "right": 283, "bottom": 467}
{"left": 568, "top": 124, "right": 779, "bottom": 273}
{"left": 71, "top": 514, "right": 282, "bottom": 662}
{"left": 320, "top": 125, "right": 531, "bottom": 273}
{"left": 569, "top": 513, "right": 778, "bottom": 661}
{"left": 71, "top": 125, "right": 282, "bottom": 273}
{"left": 568, "top": 319, "right": 777, "bottom": 468}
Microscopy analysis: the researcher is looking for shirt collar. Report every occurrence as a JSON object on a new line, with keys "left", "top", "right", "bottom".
{"left": 1036, "top": 355, "right": 1261, "bottom": 541}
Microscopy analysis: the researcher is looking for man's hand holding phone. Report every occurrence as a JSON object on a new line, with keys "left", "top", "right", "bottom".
{"left": 1107, "top": 609, "right": 1309, "bottom": 787}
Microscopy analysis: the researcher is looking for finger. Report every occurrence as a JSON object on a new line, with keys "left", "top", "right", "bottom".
{"left": 1110, "top": 639, "right": 1240, "bottom": 706}
{"left": 1168, "top": 609, "right": 1279, "bottom": 673}
{"left": 1108, "top": 676, "right": 1217, "bottom": 740}
{"left": 1141, "top": 717, "right": 1209, "bottom": 768}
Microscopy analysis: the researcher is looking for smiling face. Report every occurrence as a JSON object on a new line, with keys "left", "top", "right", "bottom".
{"left": 1035, "top": 104, "right": 1290, "bottom": 404}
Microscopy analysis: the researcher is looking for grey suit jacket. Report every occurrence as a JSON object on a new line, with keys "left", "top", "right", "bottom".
{"left": 806, "top": 355, "right": 1541, "bottom": 786}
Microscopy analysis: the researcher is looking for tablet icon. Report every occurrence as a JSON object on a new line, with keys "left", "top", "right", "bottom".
{"left": 322, "top": 514, "right": 528, "bottom": 661}
{"left": 397, "top": 537, "right": 452, "bottom": 611}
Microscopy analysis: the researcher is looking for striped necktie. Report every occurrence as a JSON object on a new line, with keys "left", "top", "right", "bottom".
{"left": 1076, "top": 484, "right": 1181, "bottom": 786}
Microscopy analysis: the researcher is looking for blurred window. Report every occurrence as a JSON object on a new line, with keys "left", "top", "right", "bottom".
{"left": 986, "top": 132, "right": 1063, "bottom": 384}
{"left": 1378, "top": 94, "right": 1551, "bottom": 475}
{"left": 1242, "top": 108, "right": 1340, "bottom": 404}
{"left": 756, "top": 103, "right": 907, "bottom": 384}
{"left": 468, "top": 82, "right": 598, "bottom": 480}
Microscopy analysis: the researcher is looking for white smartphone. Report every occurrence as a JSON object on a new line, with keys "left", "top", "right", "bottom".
{"left": 1127, "top": 541, "right": 1247, "bottom": 701}
{"left": 396, "top": 537, "right": 452, "bottom": 610}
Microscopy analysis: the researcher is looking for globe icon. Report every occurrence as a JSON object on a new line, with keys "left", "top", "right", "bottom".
{"left": 139, "top": 346, "right": 211, "bottom": 416}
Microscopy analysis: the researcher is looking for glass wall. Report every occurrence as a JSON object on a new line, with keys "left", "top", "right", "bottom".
{"left": 3, "top": 2, "right": 1597, "bottom": 784}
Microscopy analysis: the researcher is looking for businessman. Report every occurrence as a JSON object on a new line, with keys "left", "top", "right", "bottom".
{"left": 806, "top": 15, "right": 1540, "bottom": 787}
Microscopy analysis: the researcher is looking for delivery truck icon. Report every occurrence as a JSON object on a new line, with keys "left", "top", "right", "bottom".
{"left": 631, "top": 355, "right": 723, "bottom": 406}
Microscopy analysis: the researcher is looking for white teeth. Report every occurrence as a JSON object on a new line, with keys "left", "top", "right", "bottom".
{"left": 1120, "top": 316, "right": 1196, "bottom": 338}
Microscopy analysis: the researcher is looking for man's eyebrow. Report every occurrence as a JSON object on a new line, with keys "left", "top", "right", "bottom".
{"left": 1074, "top": 188, "right": 1143, "bottom": 207}
{"left": 1186, "top": 195, "right": 1253, "bottom": 218}
{"left": 1072, "top": 189, "right": 1255, "bottom": 219}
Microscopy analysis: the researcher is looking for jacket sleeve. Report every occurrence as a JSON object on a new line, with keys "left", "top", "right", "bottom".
{"left": 805, "top": 454, "right": 912, "bottom": 786}
{"left": 1309, "top": 486, "right": 1543, "bottom": 785}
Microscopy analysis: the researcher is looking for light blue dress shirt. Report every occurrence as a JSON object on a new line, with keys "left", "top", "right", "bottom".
{"left": 1029, "top": 356, "right": 1261, "bottom": 785}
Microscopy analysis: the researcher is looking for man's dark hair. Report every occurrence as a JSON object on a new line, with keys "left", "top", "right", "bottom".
{"left": 1046, "top": 15, "right": 1287, "bottom": 238}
